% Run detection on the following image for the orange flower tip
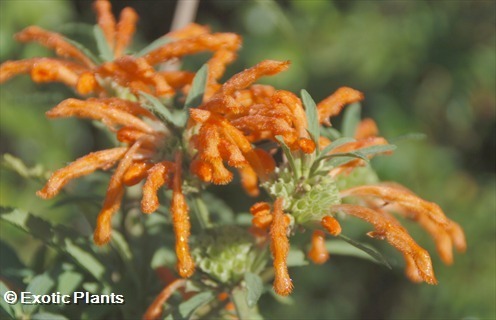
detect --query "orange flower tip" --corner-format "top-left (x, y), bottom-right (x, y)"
top-left (321, 216), bottom-right (342, 236)
top-left (298, 138), bottom-right (316, 154)
top-left (252, 215), bottom-right (273, 229)
top-left (273, 277), bottom-right (293, 296)
top-left (141, 203), bottom-right (157, 215)
top-left (189, 109), bottom-right (211, 123)
top-left (36, 189), bottom-right (53, 199)
top-left (177, 260), bottom-right (195, 278)
top-left (93, 228), bottom-right (112, 246)
top-left (308, 230), bottom-right (329, 264)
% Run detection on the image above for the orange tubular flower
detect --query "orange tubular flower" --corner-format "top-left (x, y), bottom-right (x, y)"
top-left (0, 0), bottom-right (241, 99)
top-left (308, 230), bottom-right (330, 265)
top-left (270, 198), bottom-right (293, 296)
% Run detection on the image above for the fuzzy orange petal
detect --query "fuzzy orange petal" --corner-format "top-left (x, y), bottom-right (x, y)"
top-left (332, 204), bottom-right (437, 284)
top-left (171, 153), bottom-right (195, 278)
top-left (317, 87), bottom-right (364, 126)
top-left (15, 26), bottom-right (94, 67)
top-left (220, 60), bottom-right (290, 96)
top-left (114, 7), bottom-right (139, 58)
top-left (122, 161), bottom-right (153, 186)
top-left (93, 0), bottom-right (116, 49)
top-left (142, 161), bottom-right (173, 214)
top-left (321, 216), bottom-right (342, 236)
top-left (270, 197), bottom-right (293, 296)
top-left (94, 142), bottom-right (143, 245)
top-left (37, 147), bottom-right (127, 199)
top-left (143, 33), bottom-right (241, 66)
top-left (47, 98), bottom-right (153, 133)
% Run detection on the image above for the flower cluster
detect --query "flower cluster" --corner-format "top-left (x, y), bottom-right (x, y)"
top-left (1, 0), bottom-right (465, 308)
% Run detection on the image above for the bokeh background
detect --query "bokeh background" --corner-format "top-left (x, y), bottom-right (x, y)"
top-left (1, 0), bottom-right (494, 319)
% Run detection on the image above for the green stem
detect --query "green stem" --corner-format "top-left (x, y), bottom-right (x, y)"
top-left (191, 195), bottom-right (211, 229)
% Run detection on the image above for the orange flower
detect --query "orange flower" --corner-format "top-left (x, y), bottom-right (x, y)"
top-left (0, 0), bottom-right (240, 99)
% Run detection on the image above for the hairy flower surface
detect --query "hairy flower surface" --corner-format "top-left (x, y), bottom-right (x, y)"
top-left (1, 0), bottom-right (466, 302)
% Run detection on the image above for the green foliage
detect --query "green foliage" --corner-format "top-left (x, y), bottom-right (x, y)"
top-left (184, 64), bottom-right (209, 109)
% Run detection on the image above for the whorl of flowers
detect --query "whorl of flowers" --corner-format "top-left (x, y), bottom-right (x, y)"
top-left (0, 0), bottom-right (466, 303)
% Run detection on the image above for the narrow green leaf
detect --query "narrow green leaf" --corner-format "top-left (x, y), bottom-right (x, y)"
top-left (167, 291), bottom-right (214, 320)
top-left (32, 313), bottom-right (69, 320)
top-left (139, 91), bottom-right (181, 126)
top-left (184, 64), bottom-right (209, 109)
top-left (321, 151), bottom-right (370, 163)
top-left (63, 37), bottom-right (100, 64)
top-left (56, 271), bottom-right (83, 296)
top-left (318, 137), bottom-right (356, 157)
top-left (93, 25), bottom-right (113, 62)
top-left (335, 234), bottom-right (391, 269)
top-left (0, 282), bottom-right (15, 319)
top-left (63, 239), bottom-right (106, 281)
top-left (327, 144), bottom-right (397, 168)
top-left (23, 273), bottom-right (55, 315)
top-left (286, 249), bottom-right (308, 267)
top-left (275, 135), bottom-right (297, 175)
top-left (300, 89), bottom-right (320, 149)
top-left (244, 272), bottom-right (264, 307)
top-left (342, 102), bottom-right (361, 137)
top-left (136, 36), bottom-right (173, 57)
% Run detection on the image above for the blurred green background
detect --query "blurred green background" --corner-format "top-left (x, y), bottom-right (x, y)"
top-left (1, 0), bottom-right (494, 319)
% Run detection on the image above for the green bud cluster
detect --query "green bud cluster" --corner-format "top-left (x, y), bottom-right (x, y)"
top-left (263, 167), bottom-right (341, 224)
top-left (192, 226), bottom-right (267, 285)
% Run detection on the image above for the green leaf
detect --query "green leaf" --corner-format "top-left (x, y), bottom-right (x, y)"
top-left (93, 25), bottom-right (113, 62)
top-left (63, 239), bottom-right (106, 281)
top-left (184, 64), bottom-right (208, 109)
top-left (300, 89), bottom-right (320, 149)
top-left (166, 291), bottom-right (214, 320)
top-left (1, 154), bottom-right (48, 180)
top-left (0, 282), bottom-right (16, 319)
top-left (136, 36), bottom-right (173, 57)
top-left (56, 271), bottom-right (83, 296)
top-left (275, 135), bottom-right (297, 175)
top-left (32, 313), bottom-right (69, 320)
top-left (230, 287), bottom-right (263, 320)
top-left (335, 234), bottom-right (391, 269)
top-left (244, 272), bottom-right (264, 307)
top-left (327, 144), bottom-right (397, 168)
top-left (318, 137), bottom-right (356, 157)
top-left (23, 273), bottom-right (55, 315)
top-left (286, 249), bottom-right (308, 267)
top-left (139, 91), bottom-right (186, 126)
top-left (0, 207), bottom-right (106, 282)
top-left (151, 247), bottom-right (176, 269)
top-left (321, 127), bottom-right (341, 140)
top-left (63, 36), bottom-right (100, 64)
top-left (342, 102), bottom-right (361, 137)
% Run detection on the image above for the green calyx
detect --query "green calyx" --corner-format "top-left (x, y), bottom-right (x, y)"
top-left (192, 226), bottom-right (267, 285)
top-left (262, 166), bottom-right (341, 224)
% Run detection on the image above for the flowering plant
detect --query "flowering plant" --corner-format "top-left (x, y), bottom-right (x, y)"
top-left (0, 1), bottom-right (466, 319)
